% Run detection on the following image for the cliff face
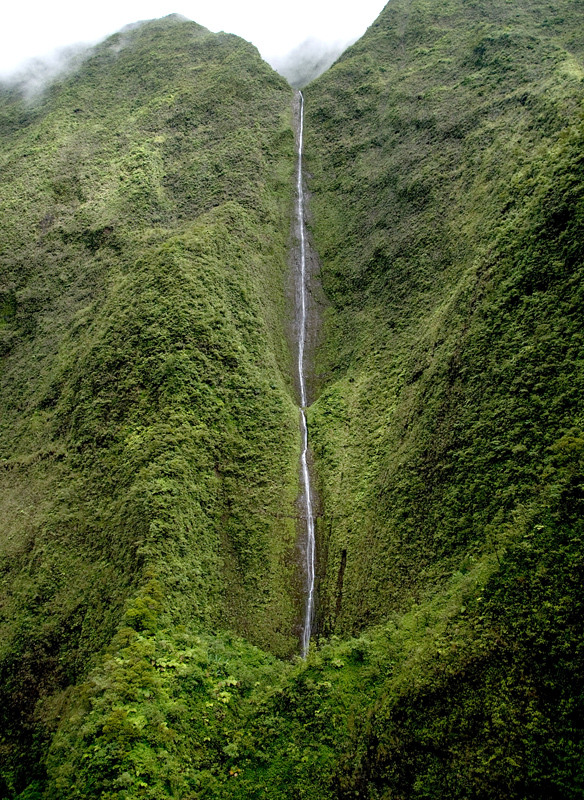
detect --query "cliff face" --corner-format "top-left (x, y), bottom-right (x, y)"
top-left (1, 2), bottom-right (584, 798)
top-left (296, 1), bottom-right (584, 794)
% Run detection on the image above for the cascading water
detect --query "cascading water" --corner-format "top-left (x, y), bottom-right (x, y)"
top-left (295, 91), bottom-right (316, 658)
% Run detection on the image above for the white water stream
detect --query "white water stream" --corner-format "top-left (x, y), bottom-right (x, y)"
top-left (296, 91), bottom-right (316, 658)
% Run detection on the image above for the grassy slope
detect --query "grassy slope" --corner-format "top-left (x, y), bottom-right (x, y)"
top-left (0, 16), bottom-right (300, 794)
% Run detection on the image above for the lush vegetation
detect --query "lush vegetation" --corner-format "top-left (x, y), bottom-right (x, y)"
top-left (1, 0), bottom-right (584, 797)
top-left (0, 16), bottom-right (301, 795)
top-left (300, 0), bottom-right (584, 794)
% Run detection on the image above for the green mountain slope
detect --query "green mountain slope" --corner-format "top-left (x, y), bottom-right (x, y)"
top-left (0, 15), bottom-right (300, 794)
top-left (1, 1), bottom-right (584, 798)
top-left (290, 0), bottom-right (584, 794)
top-left (305, 0), bottom-right (584, 631)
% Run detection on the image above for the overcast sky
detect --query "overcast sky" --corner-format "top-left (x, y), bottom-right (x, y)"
top-left (0, 0), bottom-right (388, 77)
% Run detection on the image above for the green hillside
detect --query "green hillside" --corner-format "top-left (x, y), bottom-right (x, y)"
top-left (0, 15), bottom-right (301, 795)
top-left (305, 0), bottom-right (584, 633)
top-left (300, 0), bottom-right (584, 794)
top-left (1, 1), bottom-right (584, 798)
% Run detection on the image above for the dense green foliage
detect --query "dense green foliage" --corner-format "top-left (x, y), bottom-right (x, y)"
top-left (0, 16), bottom-right (301, 795)
top-left (305, 0), bottom-right (584, 633)
top-left (299, 0), bottom-right (584, 794)
top-left (1, 0), bottom-right (584, 797)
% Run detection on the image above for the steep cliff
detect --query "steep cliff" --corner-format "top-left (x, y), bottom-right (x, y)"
top-left (305, 0), bottom-right (584, 635)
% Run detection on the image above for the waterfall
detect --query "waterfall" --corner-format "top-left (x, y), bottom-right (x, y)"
top-left (296, 91), bottom-right (316, 658)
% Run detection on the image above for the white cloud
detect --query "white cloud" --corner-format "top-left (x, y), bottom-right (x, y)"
top-left (0, 0), bottom-right (387, 77)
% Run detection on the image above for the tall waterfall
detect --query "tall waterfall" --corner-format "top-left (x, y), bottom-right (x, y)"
top-left (296, 91), bottom-right (316, 658)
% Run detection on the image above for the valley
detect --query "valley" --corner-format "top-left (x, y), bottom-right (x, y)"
top-left (0, 2), bottom-right (583, 797)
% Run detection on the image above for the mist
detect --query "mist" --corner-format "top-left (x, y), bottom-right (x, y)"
top-left (0, 29), bottom-right (354, 100)
top-left (0, 1), bottom-right (387, 79)
top-left (0, 44), bottom-right (92, 99)
top-left (0, 19), bottom-right (159, 99)
top-left (269, 37), bottom-right (353, 88)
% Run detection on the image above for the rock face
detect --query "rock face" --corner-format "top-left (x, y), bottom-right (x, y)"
top-left (1, 2), bottom-right (584, 797)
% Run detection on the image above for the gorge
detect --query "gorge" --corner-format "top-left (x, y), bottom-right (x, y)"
top-left (1, 1), bottom-right (584, 798)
